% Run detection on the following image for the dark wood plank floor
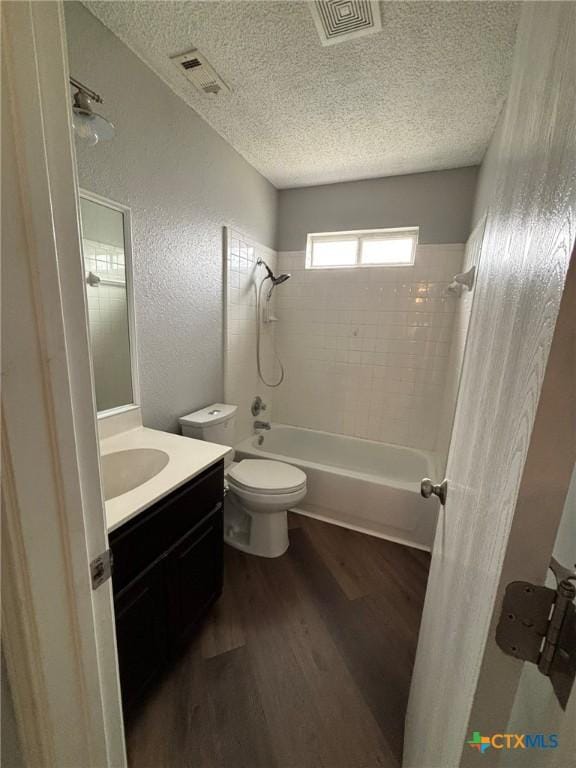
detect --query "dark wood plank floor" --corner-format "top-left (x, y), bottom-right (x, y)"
top-left (126, 513), bottom-right (430, 768)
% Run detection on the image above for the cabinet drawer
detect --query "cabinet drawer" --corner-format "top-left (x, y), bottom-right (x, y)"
top-left (110, 461), bottom-right (223, 593)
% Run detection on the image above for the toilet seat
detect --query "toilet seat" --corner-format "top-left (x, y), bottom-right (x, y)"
top-left (227, 459), bottom-right (306, 495)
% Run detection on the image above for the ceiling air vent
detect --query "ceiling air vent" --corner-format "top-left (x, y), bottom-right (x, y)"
top-left (170, 49), bottom-right (230, 95)
top-left (310, 0), bottom-right (382, 46)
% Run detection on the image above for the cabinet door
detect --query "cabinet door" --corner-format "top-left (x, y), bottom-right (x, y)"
top-left (166, 513), bottom-right (223, 653)
top-left (109, 462), bottom-right (224, 594)
top-left (114, 561), bottom-right (168, 710)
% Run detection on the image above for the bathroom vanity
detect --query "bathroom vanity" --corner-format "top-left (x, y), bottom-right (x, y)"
top-left (99, 417), bottom-right (231, 711)
top-left (109, 459), bottom-right (224, 711)
top-left (108, 458), bottom-right (224, 710)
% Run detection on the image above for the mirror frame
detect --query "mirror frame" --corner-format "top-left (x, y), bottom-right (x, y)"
top-left (79, 188), bottom-right (141, 419)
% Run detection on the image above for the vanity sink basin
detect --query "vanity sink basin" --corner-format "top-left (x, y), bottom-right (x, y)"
top-left (101, 448), bottom-right (170, 501)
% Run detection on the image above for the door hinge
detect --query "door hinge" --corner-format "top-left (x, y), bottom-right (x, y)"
top-left (496, 557), bottom-right (576, 710)
top-left (90, 549), bottom-right (113, 590)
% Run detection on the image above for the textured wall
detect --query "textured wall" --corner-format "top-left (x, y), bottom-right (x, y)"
top-left (224, 230), bottom-right (278, 443)
top-left (65, 2), bottom-right (277, 432)
top-left (277, 166), bottom-right (478, 251)
top-left (274, 245), bottom-right (464, 451)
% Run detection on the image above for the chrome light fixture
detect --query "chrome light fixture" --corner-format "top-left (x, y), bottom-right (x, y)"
top-left (70, 77), bottom-right (115, 146)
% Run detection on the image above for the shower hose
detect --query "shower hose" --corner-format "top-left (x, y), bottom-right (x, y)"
top-left (256, 276), bottom-right (285, 387)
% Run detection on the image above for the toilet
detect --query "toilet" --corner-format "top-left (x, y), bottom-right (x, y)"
top-left (179, 404), bottom-right (307, 558)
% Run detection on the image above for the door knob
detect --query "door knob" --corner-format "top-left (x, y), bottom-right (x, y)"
top-left (421, 478), bottom-right (448, 506)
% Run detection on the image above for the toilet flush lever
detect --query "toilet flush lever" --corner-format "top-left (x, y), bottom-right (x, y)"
top-left (421, 478), bottom-right (448, 506)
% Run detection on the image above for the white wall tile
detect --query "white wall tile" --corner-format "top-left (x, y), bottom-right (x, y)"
top-left (273, 245), bottom-right (465, 451)
top-left (224, 229), bottom-right (279, 442)
top-left (83, 237), bottom-right (131, 411)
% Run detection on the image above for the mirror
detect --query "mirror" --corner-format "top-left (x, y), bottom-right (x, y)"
top-left (79, 193), bottom-right (136, 413)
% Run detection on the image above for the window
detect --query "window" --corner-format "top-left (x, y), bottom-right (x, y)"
top-left (306, 227), bottom-right (418, 269)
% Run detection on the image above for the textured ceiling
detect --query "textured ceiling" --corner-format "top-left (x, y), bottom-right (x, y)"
top-left (82, 1), bottom-right (519, 188)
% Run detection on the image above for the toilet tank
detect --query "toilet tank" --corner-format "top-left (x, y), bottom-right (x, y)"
top-left (179, 403), bottom-right (237, 447)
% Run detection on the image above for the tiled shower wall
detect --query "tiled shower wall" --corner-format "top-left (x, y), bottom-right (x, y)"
top-left (84, 238), bottom-right (132, 411)
top-left (225, 229), bottom-right (279, 442)
top-left (274, 245), bottom-right (465, 452)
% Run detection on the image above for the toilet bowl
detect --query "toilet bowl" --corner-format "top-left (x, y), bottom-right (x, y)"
top-left (179, 404), bottom-right (307, 558)
top-left (224, 459), bottom-right (307, 557)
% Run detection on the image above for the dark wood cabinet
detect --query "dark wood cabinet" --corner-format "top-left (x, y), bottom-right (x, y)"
top-left (109, 460), bottom-right (224, 711)
top-left (114, 562), bottom-right (168, 708)
top-left (166, 514), bottom-right (223, 652)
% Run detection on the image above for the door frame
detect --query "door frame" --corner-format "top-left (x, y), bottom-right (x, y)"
top-left (2, 2), bottom-right (126, 765)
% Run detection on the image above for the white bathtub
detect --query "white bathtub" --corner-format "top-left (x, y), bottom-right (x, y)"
top-left (235, 424), bottom-right (440, 551)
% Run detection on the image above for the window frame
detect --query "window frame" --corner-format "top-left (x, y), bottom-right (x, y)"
top-left (305, 226), bottom-right (419, 270)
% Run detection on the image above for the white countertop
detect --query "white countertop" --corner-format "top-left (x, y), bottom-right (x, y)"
top-left (101, 426), bottom-right (231, 533)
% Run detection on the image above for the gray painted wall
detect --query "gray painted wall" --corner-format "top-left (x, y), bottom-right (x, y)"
top-left (472, 109), bottom-right (504, 227)
top-left (65, 2), bottom-right (277, 432)
top-left (277, 166), bottom-right (478, 251)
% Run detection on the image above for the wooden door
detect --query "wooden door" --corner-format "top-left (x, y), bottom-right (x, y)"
top-left (404, 4), bottom-right (576, 766)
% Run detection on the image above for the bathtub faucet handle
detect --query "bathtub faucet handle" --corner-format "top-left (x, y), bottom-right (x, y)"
top-left (254, 420), bottom-right (271, 431)
top-left (251, 395), bottom-right (267, 417)
top-left (421, 477), bottom-right (448, 506)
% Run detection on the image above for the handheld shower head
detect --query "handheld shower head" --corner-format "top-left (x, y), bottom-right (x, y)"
top-left (258, 258), bottom-right (275, 282)
top-left (257, 258), bottom-right (291, 298)
top-left (255, 257), bottom-right (290, 387)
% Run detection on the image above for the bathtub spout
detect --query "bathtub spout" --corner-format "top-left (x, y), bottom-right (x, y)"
top-left (254, 420), bottom-right (271, 431)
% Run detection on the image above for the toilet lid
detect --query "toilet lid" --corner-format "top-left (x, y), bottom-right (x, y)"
top-left (227, 459), bottom-right (306, 494)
